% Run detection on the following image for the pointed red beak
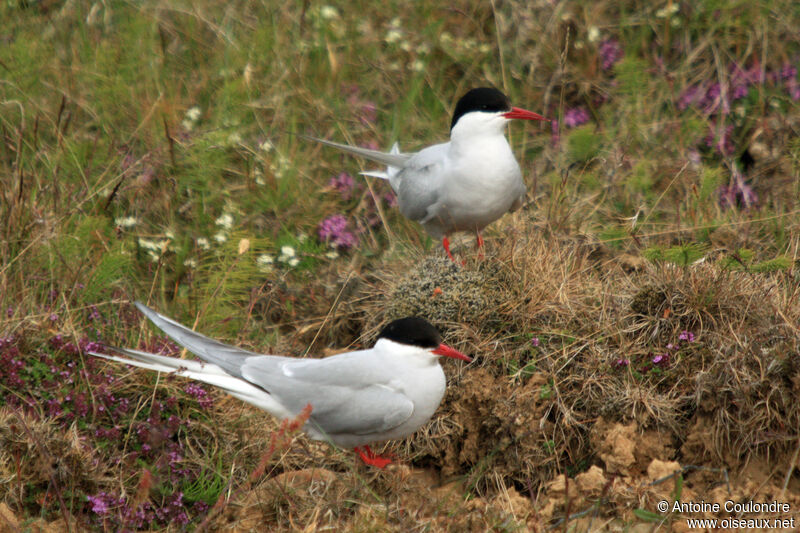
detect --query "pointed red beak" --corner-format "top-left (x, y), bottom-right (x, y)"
top-left (432, 343), bottom-right (472, 362)
top-left (502, 107), bottom-right (549, 122)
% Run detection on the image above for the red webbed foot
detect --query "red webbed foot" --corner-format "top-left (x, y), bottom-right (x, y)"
top-left (354, 445), bottom-right (394, 469)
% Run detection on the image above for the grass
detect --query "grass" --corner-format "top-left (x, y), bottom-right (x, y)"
top-left (1, 0), bottom-right (799, 530)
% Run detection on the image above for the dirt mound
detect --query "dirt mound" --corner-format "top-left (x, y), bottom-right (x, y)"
top-left (355, 234), bottom-right (800, 496)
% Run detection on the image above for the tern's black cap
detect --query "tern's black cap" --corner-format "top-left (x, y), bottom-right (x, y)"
top-left (378, 317), bottom-right (442, 349)
top-left (450, 87), bottom-right (512, 131)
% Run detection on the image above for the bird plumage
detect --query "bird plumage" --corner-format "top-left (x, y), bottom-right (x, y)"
top-left (303, 87), bottom-right (546, 259)
top-left (90, 303), bottom-right (468, 452)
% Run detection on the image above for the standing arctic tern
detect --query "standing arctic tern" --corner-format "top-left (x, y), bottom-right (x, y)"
top-left (304, 87), bottom-right (548, 261)
top-left (90, 302), bottom-right (470, 468)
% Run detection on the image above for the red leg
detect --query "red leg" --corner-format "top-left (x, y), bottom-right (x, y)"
top-left (475, 232), bottom-right (485, 259)
top-left (442, 236), bottom-right (457, 263)
top-left (354, 445), bottom-right (393, 469)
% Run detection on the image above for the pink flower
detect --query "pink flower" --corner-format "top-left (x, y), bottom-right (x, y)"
top-left (328, 172), bottom-right (355, 200)
top-left (563, 107), bottom-right (590, 128)
top-left (599, 39), bottom-right (623, 70)
top-left (318, 214), bottom-right (359, 250)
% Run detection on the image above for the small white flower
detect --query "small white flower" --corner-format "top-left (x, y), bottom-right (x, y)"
top-left (280, 245), bottom-right (295, 258)
top-left (147, 250), bottom-right (161, 263)
top-left (259, 140), bottom-right (274, 152)
top-left (165, 230), bottom-right (175, 240)
top-left (269, 152), bottom-right (290, 179)
top-left (656, 4), bottom-right (679, 18)
top-left (478, 43), bottom-right (491, 54)
top-left (213, 231), bottom-right (228, 243)
top-left (297, 233), bottom-right (308, 243)
top-left (588, 26), bottom-right (600, 43)
top-left (197, 237), bottom-right (210, 250)
top-left (320, 5), bottom-right (338, 19)
top-left (288, 257), bottom-right (300, 267)
top-left (256, 254), bottom-right (274, 273)
top-left (114, 216), bottom-right (139, 228)
top-left (182, 106), bottom-right (201, 131)
top-left (185, 106), bottom-right (201, 122)
top-left (183, 258), bottom-right (198, 268)
top-left (138, 238), bottom-right (158, 251)
top-left (411, 59), bottom-right (425, 72)
top-left (325, 250), bottom-right (339, 260)
top-left (215, 213), bottom-right (234, 229)
top-left (385, 29), bottom-right (403, 44)
top-left (227, 132), bottom-right (242, 145)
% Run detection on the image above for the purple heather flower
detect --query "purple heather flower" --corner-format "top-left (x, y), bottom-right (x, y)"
top-left (5, 307), bottom-right (12, 318)
top-left (88, 306), bottom-right (101, 321)
top-left (740, 62), bottom-right (765, 85)
top-left (677, 85), bottom-right (701, 111)
top-left (328, 172), bottom-right (355, 200)
top-left (678, 330), bottom-right (695, 342)
top-left (87, 494), bottom-right (111, 515)
top-left (49, 313), bottom-right (58, 322)
top-left (598, 38), bottom-right (623, 70)
top-left (779, 63), bottom-right (797, 81)
top-left (563, 107), bottom-right (590, 128)
top-left (613, 358), bottom-right (630, 367)
top-left (731, 83), bottom-right (749, 100)
top-left (317, 214), bottom-right (358, 250)
top-left (531, 337), bottom-right (540, 348)
top-left (787, 78), bottom-right (800, 101)
top-left (699, 82), bottom-right (730, 115)
top-left (184, 383), bottom-right (214, 409)
top-left (383, 192), bottom-right (398, 208)
top-left (652, 354), bottom-right (666, 364)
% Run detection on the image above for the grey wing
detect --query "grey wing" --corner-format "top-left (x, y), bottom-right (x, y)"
top-left (240, 356), bottom-right (414, 436)
top-left (134, 302), bottom-right (262, 378)
top-left (392, 143), bottom-right (448, 223)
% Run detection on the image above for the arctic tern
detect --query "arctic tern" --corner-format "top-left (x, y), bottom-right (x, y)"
top-left (303, 87), bottom-right (548, 261)
top-left (90, 302), bottom-right (471, 468)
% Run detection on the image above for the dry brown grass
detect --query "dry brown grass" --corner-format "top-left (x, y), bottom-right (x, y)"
top-left (343, 218), bottom-right (800, 496)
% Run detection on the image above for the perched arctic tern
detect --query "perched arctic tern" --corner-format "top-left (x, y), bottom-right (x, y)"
top-left (90, 302), bottom-right (471, 468)
top-left (303, 87), bottom-right (548, 261)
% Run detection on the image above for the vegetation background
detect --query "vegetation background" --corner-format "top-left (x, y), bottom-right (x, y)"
top-left (1, 0), bottom-right (799, 530)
